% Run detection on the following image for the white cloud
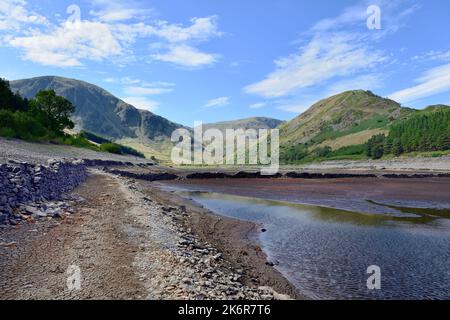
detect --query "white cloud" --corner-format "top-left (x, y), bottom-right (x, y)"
top-left (244, 1), bottom-right (419, 100)
top-left (9, 21), bottom-right (122, 67)
top-left (205, 96), bottom-right (230, 108)
top-left (388, 63), bottom-right (450, 104)
top-left (124, 83), bottom-right (174, 95)
top-left (311, 3), bottom-right (367, 32)
top-left (276, 98), bottom-right (318, 114)
top-left (0, 0), bottom-right (47, 31)
top-left (412, 50), bottom-right (450, 62)
top-left (150, 16), bottom-right (221, 43)
top-left (92, 8), bottom-right (143, 22)
top-left (249, 102), bottom-right (267, 109)
top-left (103, 76), bottom-right (142, 84)
top-left (1, 1), bottom-right (221, 68)
top-left (151, 44), bottom-right (218, 67)
top-left (122, 96), bottom-right (159, 112)
top-left (311, 1), bottom-right (420, 34)
top-left (90, 0), bottom-right (153, 22)
top-left (244, 33), bottom-right (386, 98)
top-left (326, 74), bottom-right (382, 96)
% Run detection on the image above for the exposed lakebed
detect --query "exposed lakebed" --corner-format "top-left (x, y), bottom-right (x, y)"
top-left (160, 178), bottom-right (450, 299)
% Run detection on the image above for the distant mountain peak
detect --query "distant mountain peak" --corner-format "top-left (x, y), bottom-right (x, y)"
top-left (203, 116), bottom-right (284, 132)
top-left (10, 76), bottom-right (183, 141)
top-left (280, 89), bottom-right (403, 146)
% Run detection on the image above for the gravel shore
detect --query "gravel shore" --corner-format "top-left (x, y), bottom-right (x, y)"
top-left (300, 155), bottom-right (450, 172)
top-left (0, 137), bottom-right (150, 165)
top-left (0, 170), bottom-right (296, 300)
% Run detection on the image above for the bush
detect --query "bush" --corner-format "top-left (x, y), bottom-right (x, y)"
top-left (100, 142), bottom-right (122, 154)
top-left (367, 134), bottom-right (386, 159)
top-left (29, 90), bottom-right (75, 132)
top-left (99, 142), bottom-right (145, 158)
top-left (54, 134), bottom-right (99, 150)
top-left (330, 144), bottom-right (366, 157)
top-left (0, 109), bottom-right (48, 140)
top-left (79, 130), bottom-right (110, 145)
top-left (313, 146), bottom-right (332, 158)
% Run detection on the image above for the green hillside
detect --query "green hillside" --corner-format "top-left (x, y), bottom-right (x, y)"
top-left (0, 78), bottom-right (144, 158)
top-left (279, 90), bottom-right (449, 164)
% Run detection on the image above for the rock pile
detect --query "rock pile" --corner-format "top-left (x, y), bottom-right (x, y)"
top-left (0, 159), bottom-right (87, 225)
top-left (124, 179), bottom-right (290, 300)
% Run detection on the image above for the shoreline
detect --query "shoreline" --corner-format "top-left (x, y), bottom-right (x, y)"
top-left (140, 180), bottom-right (303, 300)
top-left (0, 170), bottom-right (300, 300)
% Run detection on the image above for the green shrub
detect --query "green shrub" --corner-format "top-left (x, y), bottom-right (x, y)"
top-left (313, 146), bottom-right (332, 158)
top-left (367, 134), bottom-right (386, 159)
top-left (79, 130), bottom-right (110, 144)
top-left (100, 142), bottom-right (122, 154)
top-left (0, 127), bottom-right (15, 138)
top-left (0, 109), bottom-right (48, 140)
top-left (55, 134), bottom-right (99, 150)
top-left (99, 142), bottom-right (145, 158)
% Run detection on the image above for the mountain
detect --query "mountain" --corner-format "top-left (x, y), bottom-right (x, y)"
top-left (10, 76), bottom-right (184, 160)
top-left (279, 90), bottom-right (413, 150)
top-left (202, 117), bottom-right (283, 133)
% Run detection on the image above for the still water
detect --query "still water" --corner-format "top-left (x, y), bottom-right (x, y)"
top-left (169, 187), bottom-right (450, 299)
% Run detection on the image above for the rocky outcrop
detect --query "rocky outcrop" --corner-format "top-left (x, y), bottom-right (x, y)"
top-left (0, 159), bottom-right (87, 225)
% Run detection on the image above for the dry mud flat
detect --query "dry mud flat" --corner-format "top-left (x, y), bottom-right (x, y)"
top-left (0, 170), bottom-right (296, 300)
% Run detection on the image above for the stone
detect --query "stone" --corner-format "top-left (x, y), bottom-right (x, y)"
top-left (0, 213), bottom-right (7, 224)
top-left (213, 253), bottom-right (223, 260)
top-left (0, 159), bottom-right (87, 227)
top-left (21, 205), bottom-right (42, 216)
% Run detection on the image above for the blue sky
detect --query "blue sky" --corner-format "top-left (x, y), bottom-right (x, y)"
top-left (1, 0), bottom-right (449, 126)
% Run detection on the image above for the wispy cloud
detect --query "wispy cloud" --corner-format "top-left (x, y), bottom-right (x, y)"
top-left (244, 33), bottom-right (386, 98)
top-left (277, 99), bottom-right (317, 114)
top-left (103, 76), bottom-right (141, 84)
top-left (122, 96), bottom-right (159, 112)
top-left (204, 96), bottom-right (230, 108)
top-left (151, 44), bottom-right (218, 67)
top-left (124, 83), bottom-right (174, 95)
top-left (244, 0), bottom-right (418, 103)
top-left (388, 63), bottom-right (450, 104)
top-left (326, 74), bottom-right (382, 96)
top-left (276, 74), bottom-right (383, 114)
top-left (90, 0), bottom-right (153, 22)
top-left (412, 49), bottom-right (450, 63)
top-left (9, 21), bottom-right (122, 67)
top-left (1, 1), bottom-right (222, 68)
top-left (249, 102), bottom-right (267, 109)
top-left (0, 0), bottom-right (48, 32)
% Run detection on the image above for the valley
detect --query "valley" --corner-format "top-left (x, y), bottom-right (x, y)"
top-left (1, 75), bottom-right (450, 301)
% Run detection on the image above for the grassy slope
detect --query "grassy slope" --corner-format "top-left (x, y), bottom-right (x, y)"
top-left (316, 128), bottom-right (389, 150)
top-left (278, 90), bottom-right (415, 151)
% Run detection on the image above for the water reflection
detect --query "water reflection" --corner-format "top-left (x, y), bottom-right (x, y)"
top-left (177, 190), bottom-right (450, 299)
top-left (182, 191), bottom-right (450, 228)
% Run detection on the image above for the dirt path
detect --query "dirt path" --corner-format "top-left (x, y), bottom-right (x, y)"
top-left (0, 172), bottom-right (148, 299)
top-left (1, 171), bottom-right (295, 300)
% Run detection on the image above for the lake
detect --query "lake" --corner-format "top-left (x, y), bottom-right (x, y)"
top-left (161, 178), bottom-right (450, 299)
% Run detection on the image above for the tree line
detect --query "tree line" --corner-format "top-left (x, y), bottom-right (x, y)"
top-left (281, 107), bottom-right (450, 164)
top-left (0, 78), bottom-right (75, 139)
top-left (367, 108), bottom-right (450, 159)
top-left (0, 78), bottom-right (144, 158)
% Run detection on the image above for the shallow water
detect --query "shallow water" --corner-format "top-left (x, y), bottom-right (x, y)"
top-left (163, 184), bottom-right (450, 299)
